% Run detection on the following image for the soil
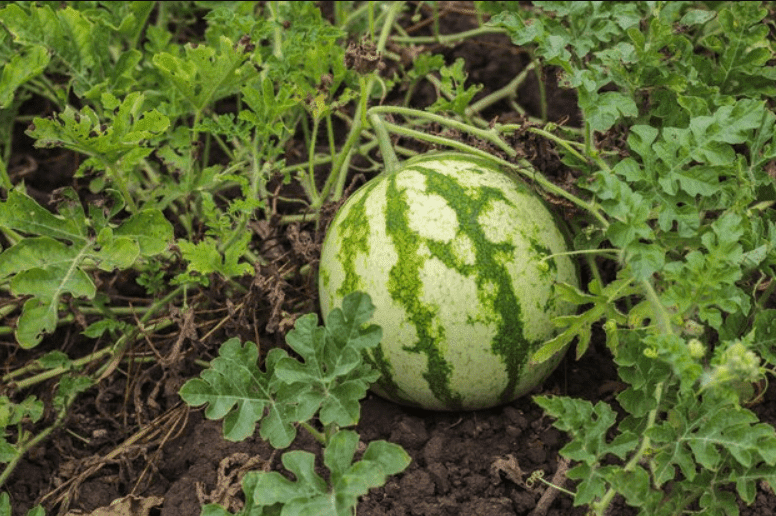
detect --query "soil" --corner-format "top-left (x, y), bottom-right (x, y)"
top-left (2, 3), bottom-right (776, 516)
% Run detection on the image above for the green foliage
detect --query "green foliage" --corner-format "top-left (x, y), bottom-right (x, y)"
top-left (203, 430), bottom-right (410, 516)
top-left (152, 34), bottom-right (257, 115)
top-left (476, 2), bottom-right (776, 514)
top-left (488, 2), bottom-right (776, 130)
top-left (0, 0), bottom-right (358, 349)
top-left (0, 2), bottom-right (407, 511)
top-left (0, 492), bottom-right (44, 516)
top-left (0, 371), bottom-right (89, 515)
top-left (180, 292), bottom-right (382, 447)
top-left (176, 233), bottom-right (254, 286)
top-left (0, 396), bottom-right (43, 463)
top-left (537, 333), bottom-right (776, 515)
top-left (26, 91), bottom-right (170, 176)
top-left (0, 4), bottom-right (118, 101)
top-left (488, 1), bottom-right (644, 132)
top-left (0, 189), bottom-right (172, 348)
top-left (0, 44), bottom-right (48, 109)
top-left (427, 58), bottom-right (483, 115)
top-left (532, 278), bottom-right (640, 362)
top-left (181, 292), bottom-right (409, 515)
top-left (2, 1), bottom-right (776, 513)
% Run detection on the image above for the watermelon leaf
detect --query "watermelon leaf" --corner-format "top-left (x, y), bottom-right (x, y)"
top-left (275, 292), bottom-right (381, 428)
top-left (236, 430), bottom-right (409, 516)
top-left (533, 278), bottom-right (639, 363)
top-left (179, 339), bottom-right (298, 448)
top-left (0, 189), bottom-right (172, 348)
top-left (180, 291), bottom-right (383, 444)
top-left (180, 292), bottom-right (408, 516)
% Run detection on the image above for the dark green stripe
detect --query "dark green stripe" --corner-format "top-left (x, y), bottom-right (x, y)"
top-left (383, 171), bottom-right (462, 410)
top-left (334, 180), bottom-right (380, 299)
top-left (383, 163), bottom-right (531, 408)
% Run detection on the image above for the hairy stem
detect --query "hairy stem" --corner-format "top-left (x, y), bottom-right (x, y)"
top-left (0, 392), bottom-right (74, 489)
top-left (373, 115), bottom-right (610, 228)
top-left (390, 25), bottom-right (505, 44)
top-left (466, 62), bottom-right (536, 118)
top-left (593, 380), bottom-right (665, 515)
top-left (323, 1), bottom-right (403, 203)
top-left (305, 115), bottom-right (322, 205)
top-left (7, 287), bottom-right (184, 390)
top-left (368, 113), bottom-right (400, 174)
top-left (369, 105), bottom-right (517, 157)
top-left (299, 420), bottom-right (326, 445)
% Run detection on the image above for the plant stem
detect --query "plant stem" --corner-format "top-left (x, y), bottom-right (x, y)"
top-left (641, 278), bottom-right (673, 336)
top-left (0, 155), bottom-right (11, 191)
top-left (542, 248), bottom-right (621, 261)
top-left (534, 59), bottom-right (548, 123)
top-left (374, 116), bottom-right (610, 228)
top-left (340, 2), bottom-right (372, 30)
top-left (507, 99), bottom-right (546, 126)
top-left (583, 120), bottom-right (593, 157)
top-left (105, 161), bottom-right (137, 213)
top-left (0, 392), bottom-right (74, 489)
top-left (390, 25), bottom-right (505, 44)
top-left (7, 287), bottom-right (184, 389)
top-left (277, 212), bottom-right (319, 225)
top-left (269, 2), bottom-right (284, 59)
top-left (755, 276), bottom-right (776, 311)
top-left (521, 126), bottom-right (589, 165)
top-left (325, 113), bottom-right (336, 161)
top-left (368, 1), bottom-right (375, 41)
top-left (591, 279), bottom-right (674, 513)
top-left (299, 420), bottom-right (326, 445)
top-left (306, 115), bottom-right (322, 205)
top-left (369, 105), bottom-right (516, 157)
top-left (323, 1), bottom-right (403, 204)
top-left (431, 2), bottom-right (439, 39)
top-left (368, 113), bottom-right (399, 174)
top-left (466, 62), bottom-right (536, 117)
top-left (592, 380), bottom-right (665, 515)
top-left (77, 305), bottom-right (151, 316)
top-left (7, 319), bottom-right (173, 390)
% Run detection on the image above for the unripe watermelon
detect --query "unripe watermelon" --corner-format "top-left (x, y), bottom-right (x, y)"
top-left (318, 153), bottom-right (578, 411)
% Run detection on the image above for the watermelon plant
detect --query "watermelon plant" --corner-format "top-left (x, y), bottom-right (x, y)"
top-left (1, 2), bottom-right (776, 516)
top-left (180, 291), bottom-right (411, 516)
top-left (319, 152), bottom-right (579, 410)
top-left (314, 2), bottom-right (776, 513)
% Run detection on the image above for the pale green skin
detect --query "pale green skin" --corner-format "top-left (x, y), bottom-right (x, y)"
top-left (319, 153), bottom-right (578, 411)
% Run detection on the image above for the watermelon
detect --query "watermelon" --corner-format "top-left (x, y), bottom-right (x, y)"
top-left (318, 153), bottom-right (578, 411)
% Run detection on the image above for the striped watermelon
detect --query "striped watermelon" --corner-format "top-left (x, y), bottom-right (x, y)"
top-left (318, 153), bottom-right (578, 411)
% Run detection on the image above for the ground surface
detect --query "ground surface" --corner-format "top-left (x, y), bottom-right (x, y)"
top-left (2, 3), bottom-right (776, 516)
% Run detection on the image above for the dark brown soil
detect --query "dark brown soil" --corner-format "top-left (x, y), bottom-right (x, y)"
top-left (2, 3), bottom-right (776, 516)
top-left (7, 341), bottom-right (776, 516)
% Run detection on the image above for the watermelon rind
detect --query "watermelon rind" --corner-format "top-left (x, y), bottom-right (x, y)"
top-left (318, 152), bottom-right (578, 411)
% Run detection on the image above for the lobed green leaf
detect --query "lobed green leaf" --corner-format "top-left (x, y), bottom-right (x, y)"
top-left (179, 340), bottom-right (296, 448)
top-left (180, 292), bottom-right (383, 446)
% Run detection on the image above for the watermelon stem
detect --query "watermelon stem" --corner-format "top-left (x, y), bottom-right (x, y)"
top-left (368, 112), bottom-right (400, 174)
top-left (370, 105), bottom-right (517, 157)
top-left (541, 248), bottom-right (621, 261)
top-left (299, 419), bottom-right (326, 445)
top-left (641, 278), bottom-right (673, 336)
top-left (322, 2), bottom-right (403, 204)
top-left (367, 105), bottom-right (610, 229)
top-left (465, 60), bottom-right (536, 119)
top-left (305, 114), bottom-right (323, 206)
top-left (592, 380), bottom-right (665, 516)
